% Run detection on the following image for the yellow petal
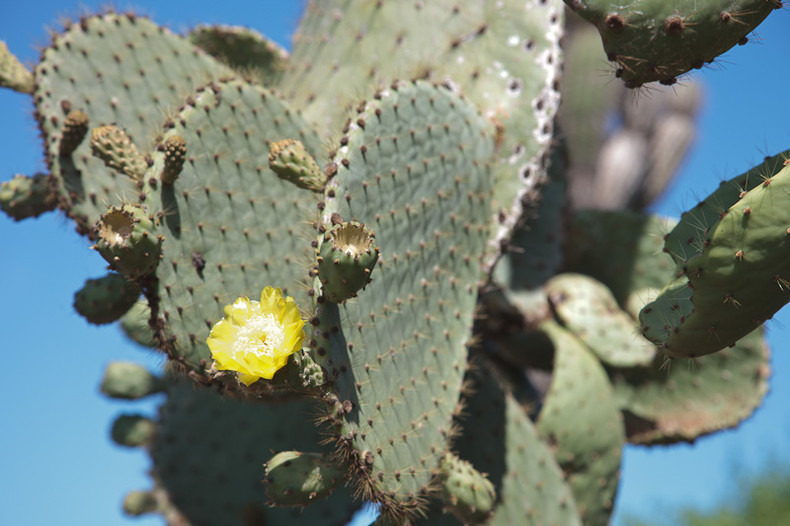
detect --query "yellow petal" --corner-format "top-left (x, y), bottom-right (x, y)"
top-left (224, 296), bottom-right (255, 326)
top-left (238, 372), bottom-right (261, 386)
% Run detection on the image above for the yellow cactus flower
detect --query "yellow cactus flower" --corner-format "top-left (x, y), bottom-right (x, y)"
top-left (207, 287), bottom-right (306, 385)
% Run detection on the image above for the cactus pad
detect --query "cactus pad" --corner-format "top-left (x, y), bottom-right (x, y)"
top-left (34, 13), bottom-right (232, 231)
top-left (536, 321), bottom-right (624, 525)
top-left (0, 173), bottom-right (57, 220)
top-left (314, 81), bottom-right (495, 519)
top-left (317, 221), bottom-right (380, 303)
top-left (265, 451), bottom-right (345, 507)
top-left (565, 0), bottom-right (781, 87)
top-left (143, 78), bottom-right (323, 373)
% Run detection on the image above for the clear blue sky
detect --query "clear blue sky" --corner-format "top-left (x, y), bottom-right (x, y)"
top-left (1, 3), bottom-right (788, 525)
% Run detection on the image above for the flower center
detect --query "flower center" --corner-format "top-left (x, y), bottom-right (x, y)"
top-left (233, 313), bottom-right (285, 358)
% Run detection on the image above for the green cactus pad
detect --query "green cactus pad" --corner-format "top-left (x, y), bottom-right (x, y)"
top-left (269, 138), bottom-right (326, 192)
top-left (317, 221), bottom-right (380, 303)
top-left (281, 0), bottom-right (563, 260)
top-left (609, 327), bottom-right (770, 445)
top-left (451, 363), bottom-right (582, 526)
top-left (143, 78), bottom-right (323, 372)
top-left (545, 273), bottom-right (656, 367)
top-left (437, 452), bottom-right (496, 524)
top-left (159, 135), bottom-right (186, 185)
top-left (59, 110), bottom-right (90, 157)
top-left (565, 210), bottom-right (678, 305)
top-left (100, 361), bottom-right (163, 399)
top-left (662, 153), bottom-right (788, 266)
top-left (73, 272), bottom-right (141, 325)
top-left (89, 124), bottom-right (148, 179)
top-left (0, 40), bottom-right (34, 93)
top-left (565, 0), bottom-right (781, 87)
top-left (110, 414), bottom-right (155, 447)
top-left (537, 322), bottom-right (624, 526)
top-left (0, 173), bottom-right (57, 221)
top-left (34, 13), bottom-right (232, 232)
top-left (314, 81), bottom-right (495, 519)
top-left (188, 24), bottom-right (289, 86)
top-left (641, 153), bottom-right (790, 357)
top-left (265, 451), bottom-right (344, 507)
top-left (144, 380), bottom-right (356, 525)
top-left (93, 204), bottom-right (163, 278)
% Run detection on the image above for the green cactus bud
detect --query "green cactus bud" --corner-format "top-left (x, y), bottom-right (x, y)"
top-left (317, 221), bottom-right (380, 303)
top-left (73, 273), bottom-right (140, 325)
top-left (0, 173), bottom-right (56, 221)
top-left (93, 204), bottom-right (162, 278)
top-left (264, 451), bottom-right (344, 507)
top-left (159, 135), bottom-right (187, 184)
top-left (120, 300), bottom-right (156, 348)
top-left (100, 362), bottom-right (163, 400)
top-left (0, 40), bottom-right (34, 93)
top-left (110, 414), bottom-right (155, 447)
top-left (90, 125), bottom-right (148, 179)
top-left (122, 490), bottom-right (158, 516)
top-left (438, 452), bottom-right (496, 524)
top-left (268, 138), bottom-right (326, 192)
top-left (58, 110), bottom-right (89, 157)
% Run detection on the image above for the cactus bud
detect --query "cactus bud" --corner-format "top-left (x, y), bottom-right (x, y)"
top-left (110, 414), bottom-right (155, 447)
top-left (264, 451), bottom-right (343, 507)
top-left (59, 110), bottom-right (89, 156)
top-left (160, 134), bottom-right (187, 184)
top-left (93, 204), bottom-right (162, 278)
top-left (438, 452), bottom-right (496, 524)
top-left (73, 272), bottom-right (140, 325)
top-left (268, 139), bottom-right (326, 192)
top-left (90, 125), bottom-right (147, 178)
top-left (316, 221), bottom-right (379, 303)
top-left (0, 173), bottom-right (56, 221)
top-left (122, 491), bottom-right (158, 516)
top-left (100, 362), bottom-right (163, 400)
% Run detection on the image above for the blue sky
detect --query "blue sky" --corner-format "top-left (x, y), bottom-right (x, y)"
top-left (0, 3), bottom-right (788, 525)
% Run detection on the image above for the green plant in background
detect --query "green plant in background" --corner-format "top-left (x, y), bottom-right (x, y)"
top-left (0, 1), bottom-right (785, 524)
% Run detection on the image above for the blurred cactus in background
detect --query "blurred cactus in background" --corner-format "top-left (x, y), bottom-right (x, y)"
top-left (1, 1), bottom-right (785, 524)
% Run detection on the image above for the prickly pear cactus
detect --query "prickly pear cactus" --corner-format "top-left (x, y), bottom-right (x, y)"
top-left (1, 2), bottom-right (785, 526)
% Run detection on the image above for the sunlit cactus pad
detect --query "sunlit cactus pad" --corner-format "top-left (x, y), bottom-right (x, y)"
top-left (314, 80), bottom-right (495, 519)
top-left (34, 13), bottom-right (232, 231)
top-left (144, 78), bottom-right (324, 371)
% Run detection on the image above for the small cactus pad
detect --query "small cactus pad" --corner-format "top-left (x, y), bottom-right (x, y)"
top-left (565, 210), bottom-right (677, 305)
top-left (142, 380), bottom-right (356, 525)
top-left (265, 451), bottom-right (345, 507)
top-left (59, 110), bottom-right (90, 157)
top-left (537, 322), bottom-right (624, 526)
top-left (159, 135), bottom-right (186, 184)
top-left (317, 221), bottom-right (379, 303)
top-left (0, 40), bottom-right (34, 93)
top-left (437, 452), bottom-right (496, 524)
top-left (451, 364), bottom-right (582, 525)
top-left (89, 125), bottom-right (148, 179)
top-left (609, 327), bottom-right (770, 445)
top-left (545, 273), bottom-right (655, 367)
top-left (93, 204), bottom-right (162, 278)
top-left (314, 81), bottom-right (495, 519)
top-left (100, 361), bottom-right (163, 399)
top-left (565, 0), bottom-right (781, 87)
top-left (269, 138), bottom-right (326, 192)
top-left (281, 1), bottom-right (563, 257)
top-left (641, 152), bottom-right (790, 357)
top-left (73, 272), bottom-right (141, 325)
top-left (188, 24), bottom-right (289, 86)
top-left (34, 13), bottom-right (232, 232)
top-left (144, 79), bottom-right (323, 371)
top-left (0, 173), bottom-right (57, 220)
top-left (110, 414), bottom-right (155, 447)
